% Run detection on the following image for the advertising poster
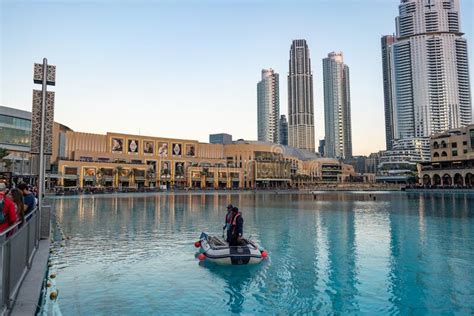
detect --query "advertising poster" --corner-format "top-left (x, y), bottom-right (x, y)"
top-left (128, 139), bottom-right (139, 154)
top-left (186, 144), bottom-right (196, 157)
top-left (160, 161), bottom-right (171, 178)
top-left (158, 142), bottom-right (168, 157)
top-left (143, 141), bottom-right (154, 154)
top-left (83, 167), bottom-right (96, 177)
top-left (111, 138), bottom-right (123, 153)
top-left (175, 162), bottom-right (185, 179)
top-left (172, 143), bottom-right (182, 157)
top-left (146, 160), bottom-right (157, 173)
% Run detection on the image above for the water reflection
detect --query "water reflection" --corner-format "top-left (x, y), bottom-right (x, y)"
top-left (48, 192), bottom-right (474, 314)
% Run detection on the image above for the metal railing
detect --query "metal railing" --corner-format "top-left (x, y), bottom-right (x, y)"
top-left (0, 207), bottom-right (41, 314)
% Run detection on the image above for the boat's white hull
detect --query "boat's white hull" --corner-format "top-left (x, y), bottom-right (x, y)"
top-left (199, 233), bottom-right (264, 265)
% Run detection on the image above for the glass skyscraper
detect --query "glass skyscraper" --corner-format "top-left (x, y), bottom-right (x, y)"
top-left (288, 39), bottom-right (315, 152)
top-left (323, 52), bottom-right (352, 159)
top-left (257, 68), bottom-right (280, 143)
top-left (382, 0), bottom-right (472, 144)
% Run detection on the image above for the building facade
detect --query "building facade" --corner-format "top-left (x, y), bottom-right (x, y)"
top-left (323, 52), bottom-right (353, 159)
top-left (383, 0), bottom-right (472, 144)
top-left (288, 39), bottom-right (315, 152)
top-left (381, 35), bottom-right (396, 150)
top-left (279, 115), bottom-right (288, 146)
top-left (420, 124), bottom-right (474, 186)
top-left (209, 133), bottom-right (232, 144)
top-left (257, 68), bottom-right (280, 143)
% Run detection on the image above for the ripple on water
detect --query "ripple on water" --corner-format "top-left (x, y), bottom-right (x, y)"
top-left (45, 192), bottom-right (474, 314)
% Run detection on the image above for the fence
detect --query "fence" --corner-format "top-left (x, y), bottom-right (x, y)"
top-left (0, 208), bottom-right (41, 314)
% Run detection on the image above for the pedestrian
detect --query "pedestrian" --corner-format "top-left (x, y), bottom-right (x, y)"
top-left (0, 183), bottom-right (18, 233)
top-left (17, 183), bottom-right (36, 215)
top-left (9, 188), bottom-right (25, 223)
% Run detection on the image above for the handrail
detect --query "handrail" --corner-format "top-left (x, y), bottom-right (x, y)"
top-left (0, 207), bottom-right (38, 239)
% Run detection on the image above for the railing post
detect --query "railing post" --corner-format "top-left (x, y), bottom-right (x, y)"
top-left (2, 240), bottom-right (11, 309)
top-left (26, 221), bottom-right (31, 269)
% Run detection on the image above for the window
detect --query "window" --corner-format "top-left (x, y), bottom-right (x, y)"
top-left (470, 130), bottom-right (474, 149)
top-left (463, 141), bottom-right (468, 146)
top-left (464, 149), bottom-right (468, 154)
top-left (433, 141), bottom-right (439, 149)
top-left (452, 150), bottom-right (458, 157)
top-left (441, 141), bottom-right (447, 148)
top-left (441, 151), bottom-right (447, 157)
top-left (433, 152), bottom-right (440, 158)
top-left (451, 142), bottom-right (457, 148)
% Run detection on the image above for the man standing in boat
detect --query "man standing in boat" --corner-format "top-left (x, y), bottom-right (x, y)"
top-left (229, 206), bottom-right (244, 246)
top-left (223, 204), bottom-right (233, 242)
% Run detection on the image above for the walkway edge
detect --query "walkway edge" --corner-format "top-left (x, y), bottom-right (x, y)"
top-left (10, 239), bottom-right (50, 316)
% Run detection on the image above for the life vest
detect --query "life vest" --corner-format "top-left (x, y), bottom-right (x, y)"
top-left (231, 212), bottom-right (241, 235)
top-left (231, 212), bottom-right (241, 226)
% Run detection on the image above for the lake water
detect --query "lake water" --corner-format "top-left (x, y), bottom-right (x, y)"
top-left (41, 192), bottom-right (474, 315)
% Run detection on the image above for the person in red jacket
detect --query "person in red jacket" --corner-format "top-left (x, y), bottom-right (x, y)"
top-left (0, 183), bottom-right (17, 233)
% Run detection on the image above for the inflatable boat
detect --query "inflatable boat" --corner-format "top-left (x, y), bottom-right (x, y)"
top-left (195, 232), bottom-right (268, 265)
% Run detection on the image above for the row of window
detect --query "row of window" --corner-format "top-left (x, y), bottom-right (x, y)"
top-left (0, 115), bottom-right (31, 129)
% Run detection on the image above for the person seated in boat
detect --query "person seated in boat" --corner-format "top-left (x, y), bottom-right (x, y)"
top-left (228, 206), bottom-right (244, 246)
top-left (223, 204), bottom-right (233, 241)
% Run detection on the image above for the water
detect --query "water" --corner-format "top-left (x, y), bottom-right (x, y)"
top-left (42, 192), bottom-right (474, 315)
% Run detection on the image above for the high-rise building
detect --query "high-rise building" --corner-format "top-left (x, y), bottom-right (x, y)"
top-left (318, 139), bottom-right (326, 157)
top-left (383, 0), bottom-right (472, 144)
top-left (257, 68), bottom-right (280, 143)
top-left (288, 39), bottom-right (315, 152)
top-left (279, 115), bottom-right (288, 146)
top-left (209, 133), bottom-right (232, 144)
top-left (381, 35), bottom-right (396, 150)
top-left (323, 52), bottom-right (353, 159)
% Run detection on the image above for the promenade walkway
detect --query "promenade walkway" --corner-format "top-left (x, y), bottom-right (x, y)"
top-left (1, 206), bottom-right (50, 316)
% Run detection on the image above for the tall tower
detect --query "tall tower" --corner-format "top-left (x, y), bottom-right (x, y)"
top-left (257, 68), bottom-right (280, 143)
top-left (385, 0), bottom-right (472, 142)
top-left (381, 35), bottom-right (396, 150)
top-left (323, 52), bottom-right (353, 159)
top-left (279, 115), bottom-right (288, 146)
top-left (288, 39), bottom-right (315, 152)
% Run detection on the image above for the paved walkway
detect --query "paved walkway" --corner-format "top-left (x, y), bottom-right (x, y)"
top-left (10, 239), bottom-right (50, 316)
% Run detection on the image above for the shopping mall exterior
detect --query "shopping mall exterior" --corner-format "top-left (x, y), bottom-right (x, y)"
top-left (1, 105), bottom-right (355, 189)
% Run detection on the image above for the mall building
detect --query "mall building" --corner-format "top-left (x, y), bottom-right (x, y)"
top-left (1, 105), bottom-right (355, 189)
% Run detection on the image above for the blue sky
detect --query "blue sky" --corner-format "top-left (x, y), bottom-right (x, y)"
top-left (1, 0), bottom-right (473, 155)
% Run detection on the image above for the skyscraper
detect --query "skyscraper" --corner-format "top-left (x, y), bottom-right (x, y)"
top-left (257, 68), bottom-right (280, 143)
top-left (383, 0), bottom-right (472, 144)
top-left (381, 35), bottom-right (396, 150)
top-left (279, 115), bottom-right (288, 146)
top-left (323, 52), bottom-right (353, 159)
top-left (288, 39), bottom-right (315, 152)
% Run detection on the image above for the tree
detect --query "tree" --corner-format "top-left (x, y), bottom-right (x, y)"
top-left (0, 148), bottom-right (10, 171)
top-left (113, 166), bottom-right (124, 187)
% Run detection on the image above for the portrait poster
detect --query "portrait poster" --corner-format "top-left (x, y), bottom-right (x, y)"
top-left (172, 143), bottom-right (182, 157)
top-left (158, 142), bottom-right (168, 158)
top-left (175, 162), bottom-right (185, 179)
top-left (111, 138), bottom-right (123, 153)
top-left (83, 167), bottom-right (96, 177)
top-left (160, 161), bottom-right (171, 178)
top-left (146, 160), bottom-right (157, 173)
top-left (128, 139), bottom-right (139, 154)
top-left (185, 144), bottom-right (196, 157)
top-left (143, 141), bottom-right (154, 154)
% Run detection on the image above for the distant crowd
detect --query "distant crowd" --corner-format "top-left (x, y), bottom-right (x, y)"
top-left (0, 182), bottom-right (38, 235)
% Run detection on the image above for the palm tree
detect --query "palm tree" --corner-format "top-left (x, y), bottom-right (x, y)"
top-left (113, 166), bottom-right (124, 187)
top-left (0, 147), bottom-right (10, 171)
top-left (129, 168), bottom-right (137, 187)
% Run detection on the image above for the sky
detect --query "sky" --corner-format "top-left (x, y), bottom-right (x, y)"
top-left (1, 0), bottom-right (473, 156)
